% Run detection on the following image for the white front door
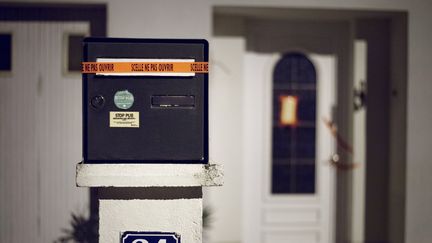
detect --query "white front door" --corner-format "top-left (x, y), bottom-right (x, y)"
top-left (242, 20), bottom-right (352, 243)
top-left (243, 51), bottom-right (336, 243)
top-left (0, 22), bottom-right (89, 242)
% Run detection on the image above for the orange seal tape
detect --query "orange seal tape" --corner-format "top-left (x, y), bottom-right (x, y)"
top-left (81, 62), bottom-right (209, 74)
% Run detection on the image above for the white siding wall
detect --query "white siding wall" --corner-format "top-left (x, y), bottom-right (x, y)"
top-left (0, 22), bottom-right (89, 242)
top-left (206, 37), bottom-right (245, 243)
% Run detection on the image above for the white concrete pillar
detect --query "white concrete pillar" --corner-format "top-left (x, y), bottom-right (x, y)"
top-left (76, 163), bottom-right (223, 243)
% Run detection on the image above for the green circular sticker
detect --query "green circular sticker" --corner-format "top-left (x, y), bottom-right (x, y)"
top-left (114, 90), bottom-right (134, 109)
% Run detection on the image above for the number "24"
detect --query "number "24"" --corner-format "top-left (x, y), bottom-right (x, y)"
top-left (132, 240), bottom-right (167, 243)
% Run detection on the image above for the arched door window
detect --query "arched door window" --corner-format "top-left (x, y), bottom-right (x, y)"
top-left (272, 52), bottom-right (317, 194)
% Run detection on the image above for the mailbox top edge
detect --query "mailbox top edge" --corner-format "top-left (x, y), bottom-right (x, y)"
top-left (83, 37), bottom-right (209, 47)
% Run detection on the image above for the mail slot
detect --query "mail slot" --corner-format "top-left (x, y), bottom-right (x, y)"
top-left (151, 95), bottom-right (195, 107)
top-left (82, 38), bottom-right (208, 163)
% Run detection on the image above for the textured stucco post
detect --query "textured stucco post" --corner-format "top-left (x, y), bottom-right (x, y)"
top-left (76, 163), bottom-right (223, 243)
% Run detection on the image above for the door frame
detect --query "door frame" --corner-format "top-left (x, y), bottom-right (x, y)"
top-left (214, 7), bottom-right (408, 243)
top-left (0, 1), bottom-right (107, 220)
top-left (242, 19), bottom-right (354, 243)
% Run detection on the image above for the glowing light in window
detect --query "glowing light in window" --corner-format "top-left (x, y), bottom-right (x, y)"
top-left (279, 95), bottom-right (298, 126)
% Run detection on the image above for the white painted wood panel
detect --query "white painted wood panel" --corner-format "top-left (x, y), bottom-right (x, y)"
top-left (263, 207), bottom-right (320, 225)
top-left (263, 230), bottom-right (319, 243)
top-left (0, 22), bottom-right (39, 243)
top-left (0, 22), bottom-right (89, 242)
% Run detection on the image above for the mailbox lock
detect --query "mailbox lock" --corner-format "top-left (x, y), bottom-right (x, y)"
top-left (91, 95), bottom-right (105, 110)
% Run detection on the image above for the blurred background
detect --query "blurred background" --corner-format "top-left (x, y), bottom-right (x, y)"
top-left (0, 0), bottom-right (431, 243)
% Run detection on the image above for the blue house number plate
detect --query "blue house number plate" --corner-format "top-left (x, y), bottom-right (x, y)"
top-left (121, 231), bottom-right (181, 243)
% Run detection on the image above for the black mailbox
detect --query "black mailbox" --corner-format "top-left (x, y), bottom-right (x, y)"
top-left (82, 38), bottom-right (208, 163)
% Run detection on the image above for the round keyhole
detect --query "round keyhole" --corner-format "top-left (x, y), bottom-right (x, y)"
top-left (90, 95), bottom-right (105, 110)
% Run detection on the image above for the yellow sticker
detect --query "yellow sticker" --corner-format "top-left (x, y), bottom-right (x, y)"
top-left (109, 111), bottom-right (139, 128)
